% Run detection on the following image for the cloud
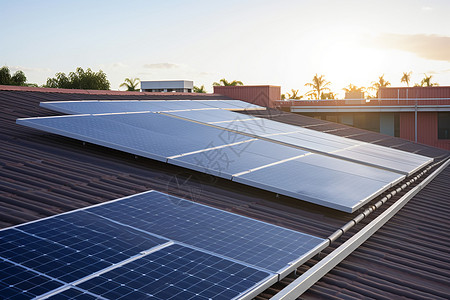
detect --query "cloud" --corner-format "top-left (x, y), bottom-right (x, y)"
top-left (422, 6), bottom-right (433, 11)
top-left (9, 66), bottom-right (51, 73)
top-left (143, 63), bottom-right (179, 69)
top-left (112, 62), bottom-right (127, 68)
top-left (375, 33), bottom-right (450, 62)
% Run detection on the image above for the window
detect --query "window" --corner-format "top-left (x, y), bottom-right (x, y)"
top-left (438, 112), bottom-right (450, 139)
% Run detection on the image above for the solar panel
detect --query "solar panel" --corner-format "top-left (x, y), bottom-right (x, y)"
top-left (86, 191), bottom-right (323, 272)
top-left (16, 113), bottom-right (255, 163)
top-left (0, 191), bottom-right (322, 299)
top-left (234, 155), bottom-right (403, 212)
top-left (40, 100), bottom-right (263, 115)
top-left (164, 109), bottom-right (433, 175)
top-left (76, 244), bottom-right (273, 300)
top-left (0, 258), bottom-right (63, 299)
top-left (0, 212), bottom-right (166, 283)
top-left (169, 139), bottom-right (309, 180)
top-left (17, 111), bottom-right (411, 212)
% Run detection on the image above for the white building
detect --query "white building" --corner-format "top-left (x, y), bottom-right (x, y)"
top-left (140, 80), bottom-right (193, 93)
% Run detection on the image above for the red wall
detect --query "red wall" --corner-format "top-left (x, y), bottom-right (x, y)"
top-left (379, 86), bottom-right (450, 99)
top-left (213, 86), bottom-right (281, 108)
top-left (400, 112), bottom-right (450, 150)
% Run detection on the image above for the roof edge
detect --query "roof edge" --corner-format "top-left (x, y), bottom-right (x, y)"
top-left (0, 85), bottom-right (216, 96)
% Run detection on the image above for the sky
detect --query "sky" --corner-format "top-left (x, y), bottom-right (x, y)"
top-left (1, 0), bottom-right (450, 97)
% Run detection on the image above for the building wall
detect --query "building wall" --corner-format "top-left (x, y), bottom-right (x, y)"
top-left (213, 86), bottom-right (281, 108)
top-left (379, 86), bottom-right (450, 99)
top-left (400, 112), bottom-right (450, 150)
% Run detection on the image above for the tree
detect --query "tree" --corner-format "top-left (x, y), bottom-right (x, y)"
top-left (0, 66), bottom-right (27, 86)
top-left (370, 74), bottom-right (390, 97)
top-left (193, 85), bottom-right (207, 93)
top-left (213, 78), bottom-right (243, 86)
top-left (321, 92), bottom-right (336, 100)
top-left (304, 74), bottom-right (331, 100)
top-left (420, 74), bottom-right (438, 87)
top-left (44, 67), bottom-right (110, 90)
top-left (401, 71), bottom-right (412, 87)
top-left (343, 84), bottom-right (365, 93)
top-left (371, 74), bottom-right (391, 90)
top-left (285, 89), bottom-right (303, 99)
top-left (120, 78), bottom-right (140, 91)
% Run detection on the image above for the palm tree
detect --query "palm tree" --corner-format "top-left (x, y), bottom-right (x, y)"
top-left (370, 74), bottom-right (390, 97)
top-left (193, 85), bottom-right (207, 93)
top-left (120, 78), bottom-right (140, 91)
top-left (420, 74), bottom-right (438, 87)
top-left (343, 84), bottom-right (365, 93)
top-left (212, 78), bottom-right (243, 86)
top-left (285, 89), bottom-right (303, 99)
top-left (401, 71), bottom-right (412, 87)
top-left (304, 74), bottom-right (331, 100)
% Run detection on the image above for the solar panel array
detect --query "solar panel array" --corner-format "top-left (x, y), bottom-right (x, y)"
top-left (0, 191), bottom-right (324, 299)
top-left (17, 100), bottom-right (433, 212)
top-left (40, 99), bottom-right (263, 115)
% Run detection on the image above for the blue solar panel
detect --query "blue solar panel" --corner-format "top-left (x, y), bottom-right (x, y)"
top-left (0, 211), bottom-right (166, 283)
top-left (46, 287), bottom-right (98, 300)
top-left (0, 190), bottom-right (323, 299)
top-left (0, 258), bottom-right (63, 299)
top-left (86, 191), bottom-right (324, 272)
top-left (77, 244), bottom-right (273, 300)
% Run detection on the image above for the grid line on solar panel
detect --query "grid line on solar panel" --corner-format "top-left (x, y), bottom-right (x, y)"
top-left (85, 190), bottom-right (325, 273)
top-left (0, 210), bottom-right (167, 284)
top-left (45, 287), bottom-right (102, 300)
top-left (0, 257), bottom-right (64, 299)
top-left (76, 243), bottom-right (274, 300)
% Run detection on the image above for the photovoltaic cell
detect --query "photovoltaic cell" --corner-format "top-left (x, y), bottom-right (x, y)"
top-left (86, 191), bottom-right (324, 272)
top-left (0, 258), bottom-right (63, 299)
top-left (0, 211), bottom-right (166, 283)
top-left (77, 244), bottom-right (273, 300)
top-left (46, 287), bottom-right (98, 300)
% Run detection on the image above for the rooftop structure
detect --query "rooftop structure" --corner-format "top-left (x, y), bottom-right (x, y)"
top-left (140, 80), bottom-right (194, 93)
top-left (275, 86), bottom-right (450, 150)
top-left (0, 85), bottom-right (449, 299)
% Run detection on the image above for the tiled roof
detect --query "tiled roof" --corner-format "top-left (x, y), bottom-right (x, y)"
top-left (1, 87), bottom-right (449, 299)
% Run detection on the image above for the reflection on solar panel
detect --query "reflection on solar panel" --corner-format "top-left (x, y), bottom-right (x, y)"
top-left (165, 109), bottom-right (432, 175)
top-left (40, 99), bottom-right (263, 114)
top-left (0, 191), bottom-right (322, 299)
top-left (17, 108), bottom-right (418, 212)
